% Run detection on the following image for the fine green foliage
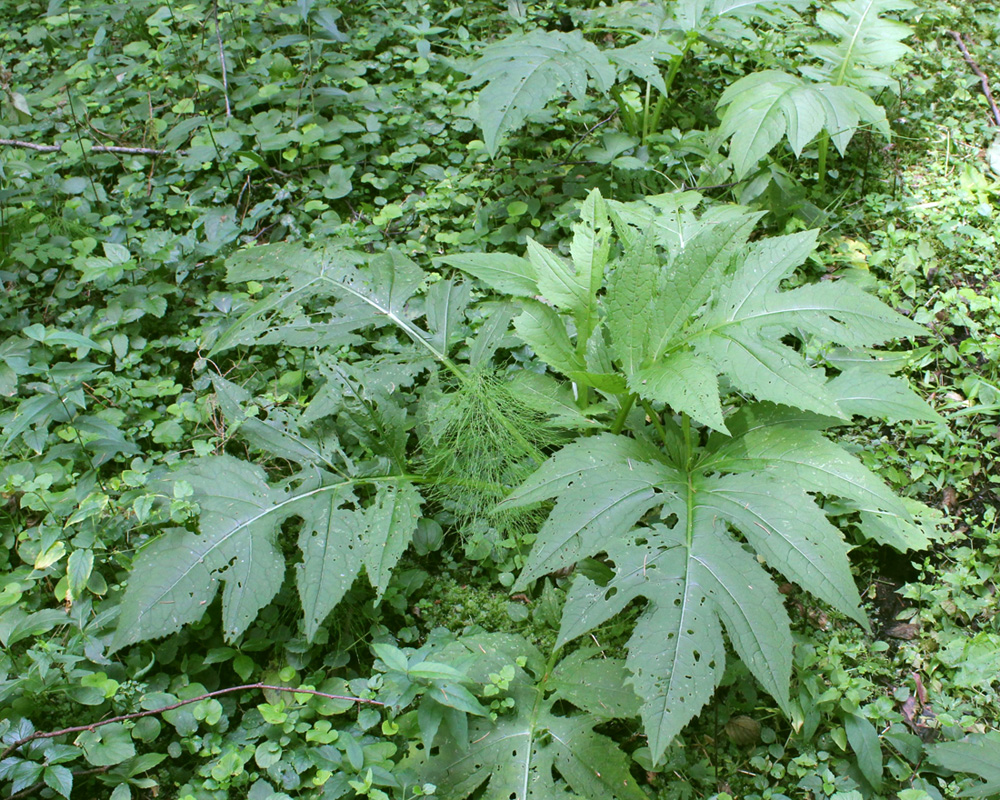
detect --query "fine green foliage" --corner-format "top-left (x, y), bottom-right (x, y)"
top-left (717, 0), bottom-right (913, 180)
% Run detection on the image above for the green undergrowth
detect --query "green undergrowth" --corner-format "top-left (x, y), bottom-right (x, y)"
top-left (2, 0), bottom-right (1000, 798)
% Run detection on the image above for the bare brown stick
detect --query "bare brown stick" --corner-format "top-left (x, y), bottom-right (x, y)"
top-left (0, 139), bottom-right (180, 156)
top-left (949, 30), bottom-right (1000, 127)
top-left (213, 0), bottom-right (232, 118)
top-left (0, 683), bottom-right (381, 760)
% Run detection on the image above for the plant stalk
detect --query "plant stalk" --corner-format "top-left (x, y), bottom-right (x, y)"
top-left (610, 393), bottom-right (637, 435)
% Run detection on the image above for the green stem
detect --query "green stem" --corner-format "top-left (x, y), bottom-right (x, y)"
top-left (647, 33), bottom-right (696, 137)
top-left (610, 86), bottom-right (639, 136)
top-left (610, 393), bottom-right (637, 435)
top-left (640, 400), bottom-right (670, 451)
top-left (816, 131), bottom-right (830, 193)
top-left (681, 411), bottom-right (693, 471)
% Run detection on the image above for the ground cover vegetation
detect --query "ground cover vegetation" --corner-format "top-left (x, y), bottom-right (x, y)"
top-left (1, 0), bottom-right (999, 797)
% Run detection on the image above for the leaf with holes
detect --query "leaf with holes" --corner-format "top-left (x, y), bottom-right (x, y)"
top-left (113, 457), bottom-right (421, 649)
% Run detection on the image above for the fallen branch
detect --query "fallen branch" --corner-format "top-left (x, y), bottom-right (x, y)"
top-left (213, 0), bottom-right (232, 118)
top-left (0, 138), bottom-right (178, 156)
top-left (949, 30), bottom-right (1000, 127)
top-left (0, 682), bottom-right (381, 760)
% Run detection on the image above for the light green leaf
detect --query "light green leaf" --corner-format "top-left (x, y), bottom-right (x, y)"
top-left (630, 351), bottom-right (726, 432)
top-left (437, 253), bottom-right (538, 297)
top-left (827, 368), bottom-right (942, 422)
top-left (513, 299), bottom-right (583, 376)
top-left (462, 30), bottom-right (616, 156)
top-left (77, 723), bottom-right (136, 767)
top-left (527, 238), bottom-right (588, 319)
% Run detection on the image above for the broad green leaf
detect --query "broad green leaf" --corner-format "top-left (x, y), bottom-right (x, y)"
top-left (363, 482), bottom-right (422, 598)
top-left (844, 713), bottom-right (883, 790)
top-left (503, 433), bottom-right (672, 510)
top-left (425, 278), bottom-right (472, 355)
top-left (114, 457), bottom-right (287, 648)
top-left (645, 216), bottom-right (758, 362)
top-left (927, 734), bottom-right (1000, 798)
top-left (630, 351), bottom-right (726, 432)
top-left (462, 30), bottom-right (616, 156)
top-left (570, 188), bottom-right (612, 341)
top-left (558, 512), bottom-right (791, 762)
top-left (807, 0), bottom-right (914, 90)
top-left (827, 368), bottom-right (942, 422)
top-left (296, 484), bottom-right (365, 642)
top-left (77, 724), bottom-right (136, 767)
top-left (717, 71), bottom-right (826, 177)
top-left (514, 460), bottom-right (669, 587)
top-left (698, 474), bottom-right (866, 626)
top-left (738, 426), bottom-right (909, 517)
top-left (212, 243), bottom-right (366, 354)
top-left (606, 237), bottom-right (658, 376)
top-left (508, 371), bottom-right (603, 429)
top-left (438, 253), bottom-right (538, 297)
top-left (606, 39), bottom-right (679, 94)
top-left (114, 457), bottom-right (421, 648)
top-left (527, 238), bottom-right (589, 319)
top-left (548, 650), bottom-right (641, 718)
top-left (513, 299), bottom-right (583, 377)
top-left (43, 765), bottom-right (73, 799)
top-left (697, 332), bottom-right (845, 417)
top-left (212, 373), bottom-right (342, 470)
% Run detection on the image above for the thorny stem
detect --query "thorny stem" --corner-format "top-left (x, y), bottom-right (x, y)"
top-left (0, 683), bottom-right (381, 760)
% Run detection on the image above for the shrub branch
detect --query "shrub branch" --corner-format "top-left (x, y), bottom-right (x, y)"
top-left (0, 683), bottom-right (381, 760)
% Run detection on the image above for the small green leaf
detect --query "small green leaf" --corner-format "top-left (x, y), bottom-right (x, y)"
top-left (77, 723), bottom-right (136, 767)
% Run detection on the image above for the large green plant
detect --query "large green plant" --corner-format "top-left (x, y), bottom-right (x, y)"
top-left (716, 0), bottom-right (914, 189)
top-left (444, 188), bottom-right (940, 762)
top-left (113, 190), bottom-right (938, 782)
top-left (459, 0), bottom-right (805, 153)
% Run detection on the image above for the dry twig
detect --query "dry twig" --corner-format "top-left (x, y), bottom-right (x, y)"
top-left (949, 30), bottom-right (1000, 127)
top-left (0, 682), bottom-right (381, 761)
top-left (0, 138), bottom-right (177, 156)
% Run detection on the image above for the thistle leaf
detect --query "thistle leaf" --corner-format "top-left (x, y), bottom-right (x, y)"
top-left (513, 299), bottom-right (583, 377)
top-left (438, 253), bottom-right (538, 298)
top-left (462, 30), bottom-right (615, 156)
